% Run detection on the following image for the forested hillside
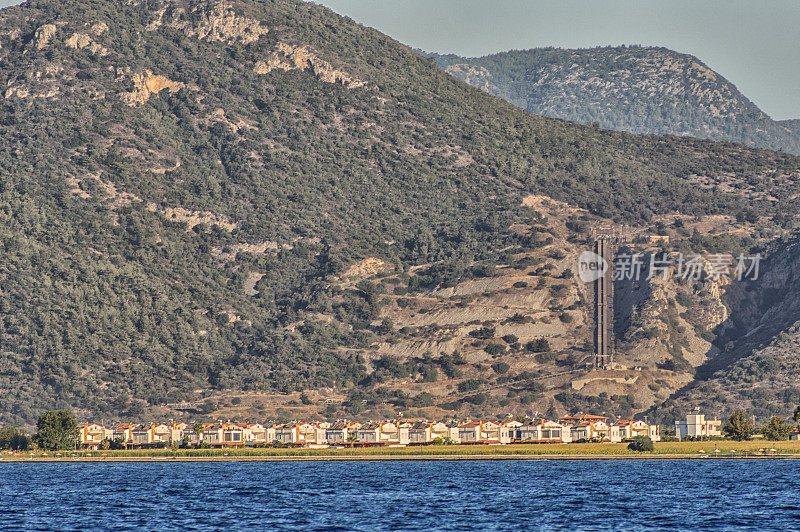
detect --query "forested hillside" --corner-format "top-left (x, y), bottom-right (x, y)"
top-left (429, 47), bottom-right (800, 155)
top-left (1, 0), bottom-right (800, 425)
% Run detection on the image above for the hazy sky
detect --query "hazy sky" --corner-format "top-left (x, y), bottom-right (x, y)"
top-left (1, 0), bottom-right (797, 119)
top-left (313, 0), bottom-right (800, 121)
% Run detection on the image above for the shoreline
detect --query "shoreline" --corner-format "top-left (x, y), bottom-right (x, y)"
top-left (6, 441), bottom-right (799, 462)
top-left (2, 453), bottom-right (798, 463)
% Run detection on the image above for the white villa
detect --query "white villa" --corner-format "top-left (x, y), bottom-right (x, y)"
top-left (560, 415), bottom-right (620, 442)
top-left (617, 419), bottom-right (661, 442)
top-left (78, 423), bottom-right (114, 450)
top-left (516, 420), bottom-right (572, 443)
top-left (430, 422), bottom-right (459, 442)
top-left (675, 414), bottom-right (722, 440)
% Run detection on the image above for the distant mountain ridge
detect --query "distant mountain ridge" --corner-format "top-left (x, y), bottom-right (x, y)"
top-left (428, 46), bottom-right (800, 155)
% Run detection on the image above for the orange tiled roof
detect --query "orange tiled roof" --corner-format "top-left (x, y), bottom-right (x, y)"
top-left (560, 414), bottom-right (609, 421)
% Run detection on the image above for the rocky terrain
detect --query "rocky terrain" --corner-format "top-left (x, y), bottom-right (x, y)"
top-left (166, 199), bottom-right (794, 426)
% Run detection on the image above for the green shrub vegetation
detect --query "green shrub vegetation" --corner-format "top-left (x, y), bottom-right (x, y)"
top-left (491, 362), bottom-right (510, 374)
top-left (458, 379), bottom-right (485, 393)
top-left (526, 339), bottom-right (552, 352)
top-left (628, 436), bottom-right (654, 452)
top-left (0, 425), bottom-right (30, 451)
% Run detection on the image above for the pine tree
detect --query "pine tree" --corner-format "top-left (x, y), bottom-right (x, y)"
top-left (762, 416), bottom-right (793, 441)
top-left (723, 409), bottom-right (754, 441)
top-left (34, 411), bottom-right (78, 451)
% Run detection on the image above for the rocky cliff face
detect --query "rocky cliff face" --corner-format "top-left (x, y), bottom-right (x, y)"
top-left (615, 255), bottom-right (726, 372)
top-left (145, 0), bottom-right (270, 44)
top-left (651, 237), bottom-right (800, 421)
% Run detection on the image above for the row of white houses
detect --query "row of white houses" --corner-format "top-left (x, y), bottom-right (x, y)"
top-left (78, 414), bottom-right (661, 450)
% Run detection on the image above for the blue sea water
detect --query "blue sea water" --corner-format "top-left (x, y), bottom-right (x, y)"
top-left (0, 459), bottom-right (798, 531)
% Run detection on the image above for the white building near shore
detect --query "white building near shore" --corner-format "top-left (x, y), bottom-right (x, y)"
top-left (675, 414), bottom-right (722, 440)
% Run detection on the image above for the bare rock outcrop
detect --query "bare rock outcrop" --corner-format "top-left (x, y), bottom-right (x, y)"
top-left (148, 204), bottom-right (238, 232)
top-left (121, 70), bottom-right (184, 106)
top-left (5, 84), bottom-right (60, 100)
top-left (66, 25), bottom-right (109, 56)
top-left (255, 42), bottom-right (366, 89)
top-left (147, 1), bottom-right (268, 45)
top-left (34, 23), bottom-right (57, 49)
top-left (91, 22), bottom-right (109, 36)
top-left (342, 258), bottom-right (391, 281)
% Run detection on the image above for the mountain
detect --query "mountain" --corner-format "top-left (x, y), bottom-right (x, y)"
top-left (1, 0), bottom-right (800, 426)
top-left (428, 47), bottom-right (800, 155)
top-left (780, 119), bottom-right (800, 137)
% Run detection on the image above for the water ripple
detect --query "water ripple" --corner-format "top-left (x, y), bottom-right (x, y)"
top-left (0, 460), bottom-right (798, 531)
